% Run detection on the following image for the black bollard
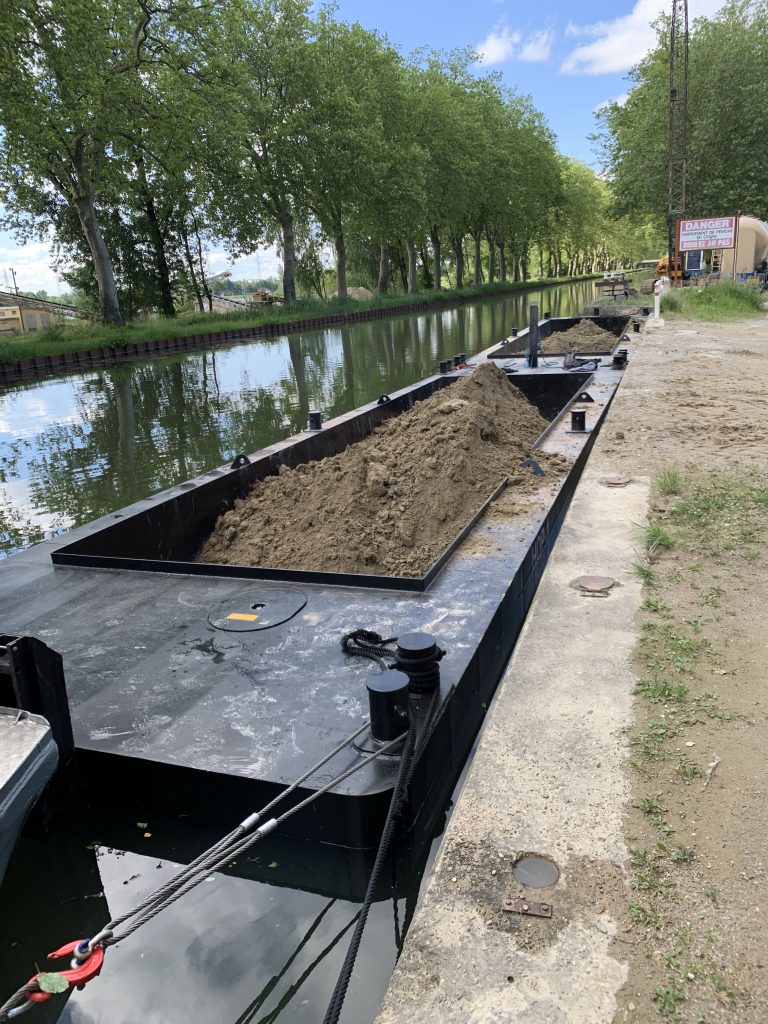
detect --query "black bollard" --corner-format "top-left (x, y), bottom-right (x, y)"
top-left (367, 668), bottom-right (410, 743)
top-left (571, 409), bottom-right (587, 432)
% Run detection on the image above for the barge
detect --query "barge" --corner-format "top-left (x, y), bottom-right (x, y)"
top-left (0, 315), bottom-right (630, 900)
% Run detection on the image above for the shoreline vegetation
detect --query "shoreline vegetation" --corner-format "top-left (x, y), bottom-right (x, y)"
top-left (661, 279), bottom-right (767, 322)
top-left (0, 274), bottom-right (605, 371)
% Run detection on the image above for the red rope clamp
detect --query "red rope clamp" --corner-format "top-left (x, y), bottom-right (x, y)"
top-left (27, 941), bottom-right (105, 1003)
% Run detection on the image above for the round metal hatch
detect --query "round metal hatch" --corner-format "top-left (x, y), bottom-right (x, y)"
top-left (602, 476), bottom-right (632, 488)
top-left (569, 575), bottom-right (616, 594)
top-left (513, 854), bottom-right (560, 889)
top-left (208, 588), bottom-right (307, 632)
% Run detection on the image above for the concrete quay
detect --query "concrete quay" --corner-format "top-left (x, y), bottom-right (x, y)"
top-left (377, 344), bottom-right (650, 1023)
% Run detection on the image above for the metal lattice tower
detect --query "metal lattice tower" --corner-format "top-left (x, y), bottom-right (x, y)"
top-left (667, 0), bottom-right (689, 270)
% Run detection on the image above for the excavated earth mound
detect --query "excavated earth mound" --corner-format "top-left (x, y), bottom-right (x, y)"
top-left (542, 319), bottom-right (616, 353)
top-left (199, 364), bottom-right (555, 578)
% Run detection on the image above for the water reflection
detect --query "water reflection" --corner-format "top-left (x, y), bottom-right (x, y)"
top-left (0, 282), bottom-right (599, 557)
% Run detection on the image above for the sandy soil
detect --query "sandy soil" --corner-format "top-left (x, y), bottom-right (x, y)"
top-left (542, 319), bottom-right (618, 353)
top-left (199, 364), bottom-right (561, 578)
top-left (602, 317), bottom-right (768, 1023)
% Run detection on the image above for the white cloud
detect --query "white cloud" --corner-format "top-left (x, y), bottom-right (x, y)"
top-left (475, 25), bottom-right (521, 66)
top-left (519, 30), bottom-right (553, 63)
top-left (594, 91), bottom-right (630, 112)
top-left (475, 23), bottom-right (553, 66)
top-left (561, 0), bottom-right (727, 75)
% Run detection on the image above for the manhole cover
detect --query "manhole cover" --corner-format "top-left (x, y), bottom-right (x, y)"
top-left (208, 588), bottom-right (307, 632)
top-left (569, 575), bottom-right (616, 593)
top-left (603, 476), bottom-right (631, 488)
top-left (513, 855), bottom-right (560, 889)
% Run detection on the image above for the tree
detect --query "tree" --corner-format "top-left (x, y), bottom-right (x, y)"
top-left (597, 1), bottom-right (768, 224)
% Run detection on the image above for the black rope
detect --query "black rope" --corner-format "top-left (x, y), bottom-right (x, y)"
top-left (340, 630), bottom-right (396, 669)
top-left (341, 629), bottom-right (445, 692)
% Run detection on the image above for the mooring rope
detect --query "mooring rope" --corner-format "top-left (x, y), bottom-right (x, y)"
top-left (0, 719), bottom-right (404, 1021)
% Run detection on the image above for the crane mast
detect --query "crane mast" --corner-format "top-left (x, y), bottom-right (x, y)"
top-left (667, 0), bottom-right (689, 278)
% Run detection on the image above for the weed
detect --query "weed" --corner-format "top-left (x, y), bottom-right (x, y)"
top-left (688, 691), bottom-right (732, 723)
top-left (653, 984), bottom-right (685, 1016)
top-left (629, 901), bottom-right (659, 927)
top-left (630, 561), bottom-right (657, 586)
top-left (704, 885), bottom-right (718, 906)
top-left (635, 795), bottom-right (665, 816)
top-left (638, 520), bottom-right (673, 557)
top-left (671, 845), bottom-right (694, 864)
top-left (632, 722), bottom-right (675, 758)
top-left (635, 678), bottom-right (688, 704)
top-left (676, 756), bottom-right (701, 783)
top-left (630, 848), bottom-right (650, 868)
top-left (643, 596), bottom-right (671, 615)
top-left (657, 468), bottom-right (682, 496)
top-left (667, 570), bottom-right (683, 584)
top-left (663, 945), bottom-right (685, 969)
top-left (634, 868), bottom-right (662, 895)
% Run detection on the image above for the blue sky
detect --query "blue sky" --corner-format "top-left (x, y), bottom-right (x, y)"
top-left (1, 0), bottom-right (725, 293)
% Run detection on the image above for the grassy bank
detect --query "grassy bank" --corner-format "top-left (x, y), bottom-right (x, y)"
top-left (620, 466), bottom-right (768, 1021)
top-left (661, 279), bottom-right (766, 321)
top-left (0, 274), bottom-right (601, 364)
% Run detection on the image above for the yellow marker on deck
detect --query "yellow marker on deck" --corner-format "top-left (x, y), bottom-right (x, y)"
top-left (226, 612), bottom-right (259, 622)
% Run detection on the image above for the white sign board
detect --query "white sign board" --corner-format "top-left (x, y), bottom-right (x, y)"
top-left (679, 216), bottom-right (736, 251)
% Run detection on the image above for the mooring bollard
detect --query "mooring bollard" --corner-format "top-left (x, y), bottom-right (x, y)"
top-left (571, 409), bottom-right (587, 432)
top-left (528, 303), bottom-right (539, 368)
top-left (308, 411), bottom-right (323, 430)
top-left (367, 668), bottom-right (410, 743)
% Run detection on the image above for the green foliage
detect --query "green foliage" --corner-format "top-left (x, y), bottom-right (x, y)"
top-left (662, 281), bottom-right (765, 321)
top-left (597, 3), bottom-right (768, 224)
top-left (1, 0), bottom-right (639, 324)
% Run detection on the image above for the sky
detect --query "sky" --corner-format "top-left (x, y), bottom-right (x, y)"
top-left (0, 0), bottom-right (727, 294)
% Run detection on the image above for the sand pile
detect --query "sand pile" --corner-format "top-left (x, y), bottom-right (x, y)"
top-left (542, 319), bottom-right (616, 353)
top-left (199, 364), bottom-right (552, 578)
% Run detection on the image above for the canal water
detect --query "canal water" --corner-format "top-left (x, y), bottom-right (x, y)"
top-left (0, 280), bottom-right (599, 1024)
top-left (0, 280), bottom-right (602, 559)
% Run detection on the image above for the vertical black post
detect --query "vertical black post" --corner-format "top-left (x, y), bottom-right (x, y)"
top-left (528, 303), bottom-right (539, 368)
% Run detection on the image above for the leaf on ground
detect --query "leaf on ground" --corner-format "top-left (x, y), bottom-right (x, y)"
top-left (136, 822), bottom-right (148, 829)
top-left (37, 972), bottom-right (69, 994)
top-left (143, 832), bottom-right (152, 838)
top-left (267, 861), bottom-right (279, 869)
top-left (715, 990), bottom-right (732, 1007)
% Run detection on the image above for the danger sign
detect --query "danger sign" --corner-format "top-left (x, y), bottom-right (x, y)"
top-left (679, 216), bottom-right (736, 251)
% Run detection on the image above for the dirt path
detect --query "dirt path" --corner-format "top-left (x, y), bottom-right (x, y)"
top-left (603, 316), bottom-right (768, 1023)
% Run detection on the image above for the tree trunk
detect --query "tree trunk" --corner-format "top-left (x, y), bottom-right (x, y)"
top-left (334, 230), bottom-right (348, 299)
top-left (144, 194), bottom-right (175, 317)
top-left (192, 218), bottom-right (212, 312)
top-left (498, 241), bottom-right (506, 282)
top-left (486, 229), bottom-right (495, 282)
top-left (137, 157), bottom-right (175, 317)
top-left (73, 193), bottom-right (123, 325)
top-left (405, 236), bottom-right (418, 293)
top-left (395, 241), bottom-right (409, 292)
top-left (279, 209), bottom-right (297, 303)
top-left (429, 226), bottom-right (441, 290)
top-left (473, 232), bottom-right (482, 284)
top-left (453, 236), bottom-right (464, 288)
top-left (180, 220), bottom-right (204, 312)
top-left (377, 242), bottom-right (389, 295)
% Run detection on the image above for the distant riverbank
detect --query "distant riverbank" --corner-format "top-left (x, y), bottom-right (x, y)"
top-left (0, 275), bottom-right (604, 379)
